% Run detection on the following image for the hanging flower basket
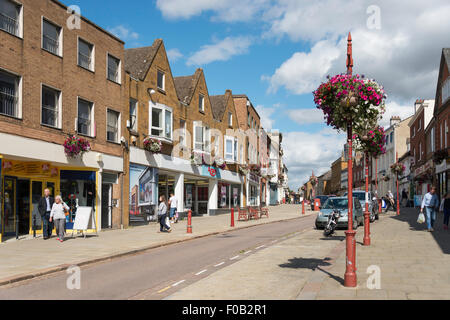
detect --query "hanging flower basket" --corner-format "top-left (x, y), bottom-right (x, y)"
top-left (433, 149), bottom-right (448, 164)
top-left (249, 164), bottom-right (261, 176)
top-left (64, 135), bottom-right (91, 158)
top-left (353, 126), bottom-right (386, 158)
top-left (214, 157), bottom-right (226, 169)
top-left (143, 137), bottom-right (162, 154)
top-left (313, 74), bottom-right (386, 133)
top-left (239, 165), bottom-right (249, 176)
top-left (390, 162), bottom-right (405, 175)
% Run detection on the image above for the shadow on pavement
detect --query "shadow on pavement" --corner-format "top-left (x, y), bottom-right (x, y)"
top-left (319, 236), bottom-right (345, 241)
top-left (392, 207), bottom-right (450, 255)
top-left (279, 257), bottom-right (344, 285)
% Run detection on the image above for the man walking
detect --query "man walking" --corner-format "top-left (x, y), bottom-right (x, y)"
top-left (421, 186), bottom-right (440, 232)
top-left (38, 188), bottom-right (54, 240)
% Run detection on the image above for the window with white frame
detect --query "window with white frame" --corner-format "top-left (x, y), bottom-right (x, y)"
top-left (194, 123), bottom-right (205, 152)
top-left (0, 69), bottom-right (21, 118)
top-left (225, 136), bottom-right (235, 161)
top-left (442, 77), bottom-right (450, 104)
top-left (0, 0), bottom-right (22, 37)
top-left (77, 98), bottom-right (93, 136)
top-left (107, 109), bottom-right (120, 143)
top-left (42, 19), bottom-right (62, 56)
top-left (78, 38), bottom-right (94, 71)
top-left (129, 98), bottom-right (137, 132)
top-left (199, 94), bottom-right (204, 112)
top-left (150, 103), bottom-right (172, 140)
top-left (107, 54), bottom-right (121, 83)
top-left (41, 85), bottom-right (61, 128)
top-left (228, 112), bottom-right (233, 127)
top-left (157, 70), bottom-right (165, 91)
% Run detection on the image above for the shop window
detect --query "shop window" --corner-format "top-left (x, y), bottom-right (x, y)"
top-left (42, 18), bottom-right (62, 56)
top-left (0, 0), bottom-right (22, 37)
top-left (0, 69), bottom-right (21, 118)
top-left (218, 183), bottom-right (230, 208)
top-left (77, 98), bottom-right (94, 136)
top-left (41, 85), bottom-right (61, 128)
top-left (150, 103), bottom-right (172, 140)
top-left (107, 54), bottom-right (121, 83)
top-left (78, 38), bottom-right (94, 71)
top-left (107, 109), bottom-right (120, 143)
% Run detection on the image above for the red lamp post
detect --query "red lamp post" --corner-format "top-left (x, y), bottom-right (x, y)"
top-left (343, 32), bottom-right (357, 287)
top-left (363, 152), bottom-right (371, 246)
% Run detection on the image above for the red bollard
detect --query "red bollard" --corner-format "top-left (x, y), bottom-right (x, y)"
top-left (231, 208), bottom-right (235, 227)
top-left (187, 210), bottom-right (192, 234)
top-left (302, 200), bottom-right (305, 215)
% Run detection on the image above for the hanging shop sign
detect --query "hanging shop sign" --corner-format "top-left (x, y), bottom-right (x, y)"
top-left (2, 160), bottom-right (58, 178)
top-left (201, 165), bottom-right (221, 179)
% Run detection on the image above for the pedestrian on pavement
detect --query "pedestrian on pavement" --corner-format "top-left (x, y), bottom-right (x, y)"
top-left (169, 192), bottom-right (178, 223)
top-left (158, 195), bottom-right (171, 233)
top-left (421, 186), bottom-right (440, 232)
top-left (385, 191), bottom-right (395, 212)
top-left (38, 188), bottom-right (54, 240)
top-left (440, 193), bottom-right (450, 230)
top-left (49, 196), bottom-right (69, 242)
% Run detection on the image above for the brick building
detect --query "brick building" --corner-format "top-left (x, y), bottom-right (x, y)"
top-left (0, 0), bottom-right (128, 240)
top-left (330, 154), bottom-right (347, 195)
top-left (434, 48), bottom-right (450, 199)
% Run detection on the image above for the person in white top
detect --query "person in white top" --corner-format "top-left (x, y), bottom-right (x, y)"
top-left (49, 195), bottom-right (69, 242)
top-left (169, 193), bottom-right (178, 223)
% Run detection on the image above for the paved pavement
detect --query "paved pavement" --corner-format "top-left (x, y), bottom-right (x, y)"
top-left (0, 214), bottom-right (316, 299)
top-left (0, 204), bottom-right (312, 286)
top-left (167, 207), bottom-right (450, 300)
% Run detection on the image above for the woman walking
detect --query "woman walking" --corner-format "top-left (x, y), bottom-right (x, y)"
top-left (440, 193), bottom-right (450, 230)
top-left (158, 195), bottom-right (172, 233)
top-left (49, 195), bottom-right (69, 242)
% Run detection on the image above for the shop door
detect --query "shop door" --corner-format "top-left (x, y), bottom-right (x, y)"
top-left (3, 177), bottom-right (16, 236)
top-left (16, 179), bottom-right (30, 235)
top-left (101, 183), bottom-right (112, 229)
top-left (30, 181), bottom-right (43, 234)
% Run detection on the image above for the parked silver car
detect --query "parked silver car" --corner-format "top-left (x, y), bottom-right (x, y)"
top-left (315, 197), bottom-right (364, 230)
top-left (344, 190), bottom-right (379, 221)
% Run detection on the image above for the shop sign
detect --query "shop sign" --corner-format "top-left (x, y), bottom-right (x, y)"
top-left (201, 165), bottom-right (221, 179)
top-left (2, 160), bottom-right (58, 178)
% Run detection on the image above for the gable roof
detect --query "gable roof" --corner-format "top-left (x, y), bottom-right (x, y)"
top-left (210, 95), bottom-right (227, 121)
top-left (444, 48), bottom-right (450, 71)
top-left (434, 48), bottom-right (450, 115)
top-left (173, 69), bottom-right (202, 105)
top-left (124, 39), bottom-right (162, 80)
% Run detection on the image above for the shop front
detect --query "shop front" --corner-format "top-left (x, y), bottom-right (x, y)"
top-left (247, 172), bottom-right (260, 207)
top-left (436, 158), bottom-right (449, 199)
top-left (0, 159), bottom-right (98, 241)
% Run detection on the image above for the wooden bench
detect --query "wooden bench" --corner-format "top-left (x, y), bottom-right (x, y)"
top-left (249, 207), bottom-right (259, 220)
top-left (238, 208), bottom-right (249, 221)
top-left (259, 207), bottom-right (269, 218)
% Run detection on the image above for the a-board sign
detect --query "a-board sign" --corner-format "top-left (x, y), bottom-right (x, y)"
top-left (72, 206), bottom-right (96, 231)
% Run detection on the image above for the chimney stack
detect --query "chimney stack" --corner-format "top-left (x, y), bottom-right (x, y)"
top-left (390, 116), bottom-right (401, 127)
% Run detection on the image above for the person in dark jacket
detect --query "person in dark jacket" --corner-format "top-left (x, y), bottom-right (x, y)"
top-left (441, 193), bottom-right (450, 230)
top-left (38, 188), bottom-right (54, 239)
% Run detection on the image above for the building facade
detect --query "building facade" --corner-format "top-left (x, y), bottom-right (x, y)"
top-left (0, 0), bottom-right (128, 241)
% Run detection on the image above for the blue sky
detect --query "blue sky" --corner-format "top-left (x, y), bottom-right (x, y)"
top-left (64, 0), bottom-right (449, 189)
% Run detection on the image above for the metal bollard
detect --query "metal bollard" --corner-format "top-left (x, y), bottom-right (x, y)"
top-left (187, 210), bottom-right (192, 234)
top-left (231, 208), bottom-right (235, 227)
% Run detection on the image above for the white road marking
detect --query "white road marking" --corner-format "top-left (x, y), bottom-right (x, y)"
top-left (195, 269), bottom-right (207, 276)
top-left (230, 256), bottom-right (240, 260)
top-left (172, 280), bottom-right (185, 287)
top-left (214, 262), bottom-right (225, 267)
top-left (244, 250), bottom-right (252, 255)
top-left (255, 245), bottom-right (266, 250)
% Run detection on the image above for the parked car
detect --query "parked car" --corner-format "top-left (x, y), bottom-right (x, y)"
top-left (344, 190), bottom-right (378, 221)
top-left (311, 195), bottom-right (331, 210)
top-left (315, 197), bottom-right (364, 230)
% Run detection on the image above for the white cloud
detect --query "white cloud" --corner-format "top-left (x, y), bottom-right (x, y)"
top-left (187, 36), bottom-right (252, 66)
top-left (266, 40), bottom-right (341, 95)
top-left (167, 48), bottom-right (183, 62)
top-left (283, 130), bottom-right (346, 189)
top-left (380, 101), bottom-right (415, 128)
top-left (108, 25), bottom-right (139, 41)
top-left (255, 105), bottom-right (276, 130)
top-left (287, 108), bottom-right (325, 125)
top-left (156, 0), bottom-right (270, 22)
